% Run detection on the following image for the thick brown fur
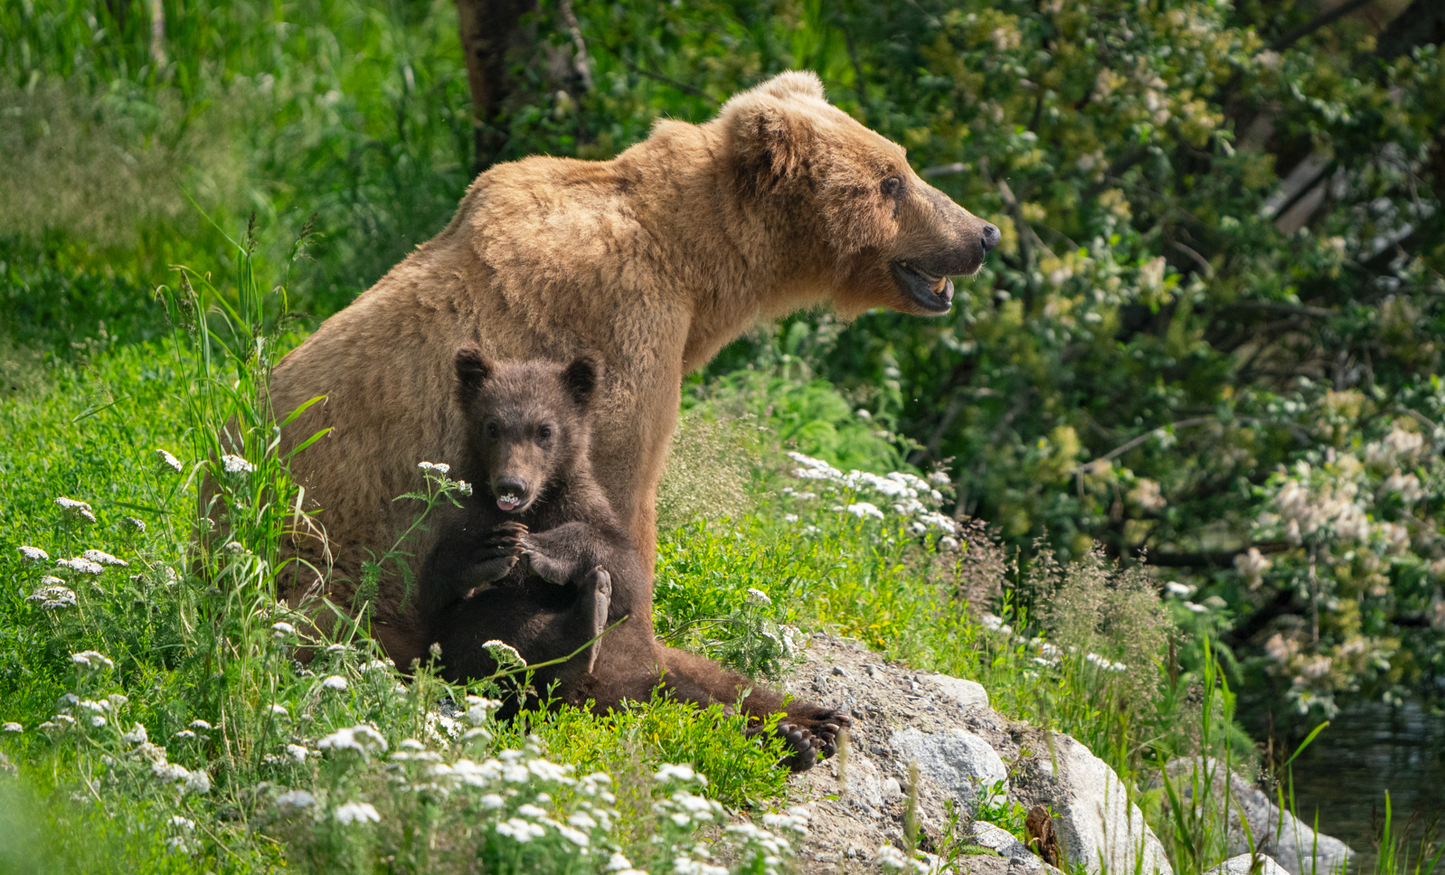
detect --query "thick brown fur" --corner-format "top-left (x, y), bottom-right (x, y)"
top-left (427, 350), bottom-right (846, 771)
top-left (266, 71), bottom-right (998, 669)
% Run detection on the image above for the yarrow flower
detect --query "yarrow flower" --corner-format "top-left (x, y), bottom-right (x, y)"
top-left (321, 674), bottom-right (349, 691)
top-left (55, 497), bottom-right (97, 523)
top-left (483, 640), bottom-right (527, 672)
top-left (28, 584), bottom-right (77, 610)
top-left (56, 556), bottom-right (104, 575)
top-left (157, 449), bottom-right (183, 473)
top-left (746, 588), bottom-right (772, 606)
top-left (81, 549), bottom-right (127, 567)
top-left (841, 502), bottom-right (884, 520)
top-left (417, 461), bottom-right (451, 475)
top-left (276, 789), bottom-right (317, 809)
top-left (18, 546), bottom-right (48, 561)
top-left (334, 801), bottom-right (381, 825)
top-left (71, 650), bottom-right (114, 671)
top-left (122, 723), bottom-right (149, 744)
top-left (318, 725), bottom-right (388, 758)
top-left (221, 454), bottom-right (255, 474)
top-left (654, 763), bottom-right (704, 785)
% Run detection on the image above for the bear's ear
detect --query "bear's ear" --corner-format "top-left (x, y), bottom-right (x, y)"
top-left (725, 100), bottom-right (810, 184)
top-left (455, 345), bottom-right (493, 392)
top-left (752, 70), bottom-right (825, 102)
top-left (561, 354), bottom-right (602, 408)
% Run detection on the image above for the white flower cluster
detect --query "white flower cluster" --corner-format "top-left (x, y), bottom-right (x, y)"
top-left (18, 545), bottom-right (48, 561)
top-left (55, 496), bottom-right (96, 523)
top-left (221, 454), bottom-right (255, 474)
top-left (27, 582), bottom-right (77, 610)
top-left (784, 451), bottom-right (957, 537)
top-left (318, 724), bottom-right (388, 759)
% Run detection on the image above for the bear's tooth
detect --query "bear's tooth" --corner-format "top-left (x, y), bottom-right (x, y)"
top-left (932, 277), bottom-right (947, 294)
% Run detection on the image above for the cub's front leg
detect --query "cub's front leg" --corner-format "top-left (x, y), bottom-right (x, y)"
top-left (518, 521), bottom-right (612, 586)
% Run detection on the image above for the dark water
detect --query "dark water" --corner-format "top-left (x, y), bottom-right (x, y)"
top-left (1284, 700), bottom-right (1445, 869)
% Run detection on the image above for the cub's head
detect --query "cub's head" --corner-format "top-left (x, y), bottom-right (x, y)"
top-left (718, 70), bottom-right (1000, 316)
top-left (453, 346), bottom-right (602, 515)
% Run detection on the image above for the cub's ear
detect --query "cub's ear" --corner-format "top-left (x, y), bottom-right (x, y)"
top-left (455, 345), bottom-right (494, 392)
top-left (562, 354), bottom-right (603, 407)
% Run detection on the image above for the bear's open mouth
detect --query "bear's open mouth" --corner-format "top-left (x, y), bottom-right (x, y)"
top-left (890, 260), bottom-right (954, 313)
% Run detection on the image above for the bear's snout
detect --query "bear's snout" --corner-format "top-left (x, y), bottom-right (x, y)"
top-left (981, 222), bottom-right (1001, 252)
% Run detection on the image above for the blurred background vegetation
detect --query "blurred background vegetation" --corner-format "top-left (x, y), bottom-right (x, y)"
top-left (3, 0), bottom-right (1444, 734)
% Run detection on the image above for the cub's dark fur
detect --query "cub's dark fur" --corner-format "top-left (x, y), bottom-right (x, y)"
top-left (423, 347), bottom-right (848, 771)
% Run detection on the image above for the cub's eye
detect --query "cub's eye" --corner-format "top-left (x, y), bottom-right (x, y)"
top-left (486, 422), bottom-right (500, 439)
top-left (881, 176), bottom-right (903, 197)
top-left (538, 425), bottom-right (553, 441)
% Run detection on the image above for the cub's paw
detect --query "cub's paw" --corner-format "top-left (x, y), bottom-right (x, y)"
top-left (809, 710), bottom-right (851, 759)
top-left (776, 722), bottom-right (822, 773)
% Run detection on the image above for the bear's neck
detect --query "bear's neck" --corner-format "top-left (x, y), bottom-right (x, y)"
top-left (614, 120), bottom-right (836, 373)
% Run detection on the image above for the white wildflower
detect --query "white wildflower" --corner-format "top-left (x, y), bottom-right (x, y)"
top-left (268, 704), bottom-right (289, 717)
top-left (939, 536), bottom-right (959, 551)
top-left (277, 789), bottom-right (317, 809)
top-left (71, 650), bottom-right (114, 671)
top-left (271, 622), bottom-right (296, 639)
top-left (189, 719), bottom-right (211, 731)
top-left (1182, 601), bottom-right (1207, 613)
top-left (496, 818), bottom-right (546, 842)
top-left (606, 852), bottom-right (639, 872)
top-left (455, 480), bottom-right (473, 496)
top-left (185, 769), bottom-right (211, 794)
top-left (18, 546), bottom-right (48, 561)
top-left (928, 469), bottom-right (952, 485)
top-left (783, 513), bottom-right (799, 523)
top-left (321, 675), bottom-right (348, 691)
top-left (2, 723), bottom-right (20, 733)
top-left (157, 449), bottom-right (183, 473)
top-left (173, 730), bottom-right (196, 740)
top-left (875, 844), bottom-right (910, 870)
top-left (746, 588), bottom-right (772, 606)
top-left (28, 584), bottom-right (77, 609)
top-left (654, 763), bottom-right (704, 784)
top-left (479, 793), bottom-right (505, 809)
top-left (169, 816), bottom-right (195, 831)
top-left (125, 517), bottom-right (146, 532)
top-left (842, 502), bottom-right (884, 520)
top-left (286, 743), bottom-right (310, 763)
top-left (318, 725), bottom-right (388, 758)
top-left (56, 557), bottom-right (104, 575)
top-left (81, 549), bottom-right (127, 567)
top-left (165, 836), bottom-right (189, 853)
top-left (1165, 581), bottom-right (1196, 597)
top-left (417, 461), bottom-right (451, 474)
top-left (55, 497), bottom-right (97, 523)
top-left (335, 801), bottom-right (381, 825)
top-left (221, 454), bottom-right (255, 474)
top-left (89, 715), bottom-right (106, 727)
top-left (466, 695), bottom-right (503, 726)
top-left (483, 640), bottom-right (526, 671)
top-left (122, 723), bottom-right (148, 744)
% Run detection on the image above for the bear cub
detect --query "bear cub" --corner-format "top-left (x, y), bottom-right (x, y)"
top-left (422, 348), bottom-right (629, 707)
top-left (423, 346), bottom-right (849, 772)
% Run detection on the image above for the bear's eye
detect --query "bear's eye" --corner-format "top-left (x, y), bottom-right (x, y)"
top-left (486, 422), bottom-right (500, 439)
top-left (538, 425), bottom-right (553, 441)
top-left (881, 176), bottom-right (903, 197)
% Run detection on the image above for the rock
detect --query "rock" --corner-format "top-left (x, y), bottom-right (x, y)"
top-left (928, 673), bottom-right (991, 709)
top-left (1206, 853), bottom-right (1292, 875)
top-left (768, 634), bottom-right (1170, 875)
top-left (1013, 732), bottom-right (1174, 875)
top-left (890, 726), bottom-right (1009, 802)
top-left (973, 822), bottom-right (1069, 875)
top-left (1159, 759), bottom-right (1353, 875)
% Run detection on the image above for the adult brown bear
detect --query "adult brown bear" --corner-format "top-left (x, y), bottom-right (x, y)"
top-left (268, 70), bottom-right (998, 668)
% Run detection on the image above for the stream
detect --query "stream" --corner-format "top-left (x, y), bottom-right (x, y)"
top-left (1283, 699), bottom-right (1445, 872)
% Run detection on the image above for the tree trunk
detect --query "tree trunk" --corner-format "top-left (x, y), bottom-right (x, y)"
top-left (455, 0), bottom-right (535, 177)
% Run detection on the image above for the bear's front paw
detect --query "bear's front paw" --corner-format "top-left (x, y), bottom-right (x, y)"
top-left (810, 710), bottom-right (851, 759)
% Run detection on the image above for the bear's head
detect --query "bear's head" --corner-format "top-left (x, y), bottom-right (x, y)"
top-left (719, 71), bottom-right (1000, 317)
top-left (453, 346), bottom-right (602, 514)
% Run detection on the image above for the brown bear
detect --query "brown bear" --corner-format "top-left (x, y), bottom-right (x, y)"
top-left (425, 347), bottom-right (846, 771)
top-left (266, 70), bottom-right (998, 669)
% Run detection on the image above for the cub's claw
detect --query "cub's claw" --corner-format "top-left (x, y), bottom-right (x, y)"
top-left (777, 721), bottom-right (822, 773)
